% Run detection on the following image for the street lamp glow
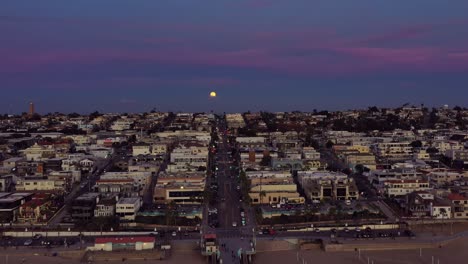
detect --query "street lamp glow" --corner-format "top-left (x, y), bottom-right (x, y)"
top-left (210, 91), bottom-right (217, 97)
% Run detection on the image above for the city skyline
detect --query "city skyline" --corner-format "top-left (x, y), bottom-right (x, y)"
top-left (2, 1), bottom-right (468, 113)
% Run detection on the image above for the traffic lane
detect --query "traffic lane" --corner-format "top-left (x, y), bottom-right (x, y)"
top-left (255, 228), bottom-right (412, 240)
top-left (1, 236), bottom-right (86, 248)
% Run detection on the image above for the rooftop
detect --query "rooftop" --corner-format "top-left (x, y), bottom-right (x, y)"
top-left (95, 236), bottom-right (155, 244)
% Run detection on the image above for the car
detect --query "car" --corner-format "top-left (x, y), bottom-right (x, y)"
top-left (172, 231), bottom-right (177, 237)
top-left (232, 222), bottom-right (237, 227)
top-left (240, 212), bottom-right (245, 217)
top-left (24, 239), bottom-right (33, 246)
top-left (41, 240), bottom-right (51, 246)
top-left (355, 227), bottom-right (361, 232)
top-left (33, 234), bottom-right (42, 240)
top-left (344, 228), bottom-right (349, 233)
top-left (314, 228), bottom-right (320, 233)
top-left (269, 229), bottom-right (277, 235)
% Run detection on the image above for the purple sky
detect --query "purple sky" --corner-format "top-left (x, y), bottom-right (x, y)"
top-left (1, 1), bottom-right (468, 114)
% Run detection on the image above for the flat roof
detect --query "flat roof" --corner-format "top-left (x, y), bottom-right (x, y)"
top-left (117, 197), bottom-right (140, 204)
top-left (95, 237), bottom-right (154, 244)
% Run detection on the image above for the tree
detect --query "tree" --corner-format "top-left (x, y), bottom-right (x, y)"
top-left (426, 147), bottom-right (439, 154)
top-left (326, 140), bottom-right (334, 149)
top-left (410, 140), bottom-right (423, 148)
top-left (260, 155), bottom-right (272, 166)
top-left (259, 191), bottom-right (267, 204)
top-left (355, 164), bottom-right (365, 174)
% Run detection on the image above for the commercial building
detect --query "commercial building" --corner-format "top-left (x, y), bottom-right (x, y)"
top-left (298, 171), bottom-right (359, 201)
top-left (153, 172), bottom-right (205, 204)
top-left (247, 171), bottom-right (304, 204)
top-left (91, 237), bottom-right (155, 251)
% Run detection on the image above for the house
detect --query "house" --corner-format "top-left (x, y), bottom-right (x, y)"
top-left (17, 193), bottom-right (53, 224)
top-left (94, 197), bottom-right (117, 218)
top-left (448, 193), bottom-right (468, 219)
top-left (79, 158), bottom-right (95, 171)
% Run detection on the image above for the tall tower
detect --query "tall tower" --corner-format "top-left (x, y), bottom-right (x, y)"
top-left (29, 102), bottom-right (35, 115)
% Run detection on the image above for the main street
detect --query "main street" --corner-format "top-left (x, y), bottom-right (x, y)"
top-left (204, 118), bottom-right (255, 263)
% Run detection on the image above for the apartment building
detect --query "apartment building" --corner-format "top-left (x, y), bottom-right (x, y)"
top-left (71, 193), bottom-right (100, 222)
top-left (383, 179), bottom-right (431, 197)
top-left (302, 147), bottom-right (321, 160)
top-left (226, 113), bottom-right (246, 129)
top-left (15, 178), bottom-right (66, 192)
top-left (23, 143), bottom-right (56, 161)
top-left (445, 149), bottom-right (468, 161)
top-left (344, 153), bottom-right (377, 170)
top-left (448, 193), bottom-right (468, 219)
top-left (132, 143), bottom-right (152, 156)
top-left (94, 197), bottom-right (117, 218)
top-left (168, 143), bottom-right (208, 172)
top-left (373, 142), bottom-right (412, 160)
top-left (100, 171), bottom-right (152, 192)
top-left (116, 197), bottom-right (142, 221)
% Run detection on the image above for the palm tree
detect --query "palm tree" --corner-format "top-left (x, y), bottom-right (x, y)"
top-left (259, 191), bottom-right (267, 204)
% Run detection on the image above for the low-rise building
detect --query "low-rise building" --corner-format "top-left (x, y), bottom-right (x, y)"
top-left (0, 192), bottom-right (34, 223)
top-left (94, 197), bottom-right (117, 218)
top-left (91, 237), bottom-right (155, 251)
top-left (448, 193), bottom-right (468, 219)
top-left (116, 197), bottom-right (142, 221)
top-left (15, 178), bottom-right (66, 192)
top-left (153, 172), bottom-right (205, 204)
top-left (247, 171), bottom-right (304, 204)
top-left (383, 179), bottom-right (430, 197)
top-left (71, 193), bottom-right (100, 222)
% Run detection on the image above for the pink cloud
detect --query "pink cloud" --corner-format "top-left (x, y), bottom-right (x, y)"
top-left (2, 20), bottom-right (468, 77)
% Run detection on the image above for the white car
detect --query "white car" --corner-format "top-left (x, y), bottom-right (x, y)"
top-left (24, 239), bottom-right (33, 246)
top-left (232, 222), bottom-right (237, 227)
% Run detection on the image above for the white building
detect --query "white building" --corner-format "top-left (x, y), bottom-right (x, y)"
top-left (116, 197), bottom-right (142, 221)
top-left (100, 171), bottom-right (151, 191)
top-left (302, 147), bottom-right (321, 160)
top-left (132, 144), bottom-right (152, 156)
top-left (383, 179), bottom-right (431, 197)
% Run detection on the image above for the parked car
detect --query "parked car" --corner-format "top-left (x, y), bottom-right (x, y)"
top-left (24, 239), bottom-right (33, 246)
top-left (33, 234), bottom-right (42, 240)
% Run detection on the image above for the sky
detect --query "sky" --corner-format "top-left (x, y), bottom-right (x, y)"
top-left (1, 0), bottom-right (468, 114)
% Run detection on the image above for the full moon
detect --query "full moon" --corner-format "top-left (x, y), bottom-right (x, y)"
top-left (210, 91), bottom-right (217, 97)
